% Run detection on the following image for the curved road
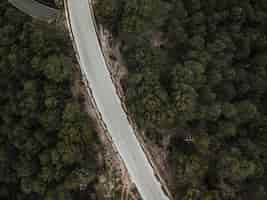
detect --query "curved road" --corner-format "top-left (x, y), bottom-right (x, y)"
top-left (65, 0), bottom-right (170, 200)
top-left (8, 0), bottom-right (58, 21)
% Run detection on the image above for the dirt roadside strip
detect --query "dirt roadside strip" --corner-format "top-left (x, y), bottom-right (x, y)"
top-left (64, 0), bottom-right (173, 199)
top-left (88, 2), bottom-right (174, 199)
top-left (63, 0), bottom-right (119, 159)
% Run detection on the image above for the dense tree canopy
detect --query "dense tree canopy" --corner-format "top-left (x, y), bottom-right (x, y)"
top-left (0, 1), bottom-right (98, 200)
top-left (95, 0), bottom-right (267, 199)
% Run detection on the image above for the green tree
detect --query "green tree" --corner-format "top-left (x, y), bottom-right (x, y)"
top-left (236, 101), bottom-right (258, 123)
top-left (218, 121), bottom-right (237, 138)
top-left (172, 84), bottom-right (198, 121)
top-left (222, 103), bottom-right (237, 120)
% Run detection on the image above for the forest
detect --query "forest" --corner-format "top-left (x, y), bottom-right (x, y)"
top-left (95, 0), bottom-right (267, 199)
top-left (0, 1), bottom-right (99, 200)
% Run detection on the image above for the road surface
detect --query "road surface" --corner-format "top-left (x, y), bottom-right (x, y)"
top-left (8, 0), bottom-right (58, 21)
top-left (65, 0), bottom-right (170, 200)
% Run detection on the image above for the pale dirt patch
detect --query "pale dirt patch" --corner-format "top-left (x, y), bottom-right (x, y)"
top-left (151, 31), bottom-right (168, 48)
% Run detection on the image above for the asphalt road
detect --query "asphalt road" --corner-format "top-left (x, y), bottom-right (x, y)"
top-left (8, 0), bottom-right (58, 21)
top-left (66, 0), bottom-right (170, 199)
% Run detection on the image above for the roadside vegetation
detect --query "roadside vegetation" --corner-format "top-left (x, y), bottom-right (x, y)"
top-left (95, 0), bottom-right (267, 199)
top-left (0, 1), bottom-right (100, 199)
